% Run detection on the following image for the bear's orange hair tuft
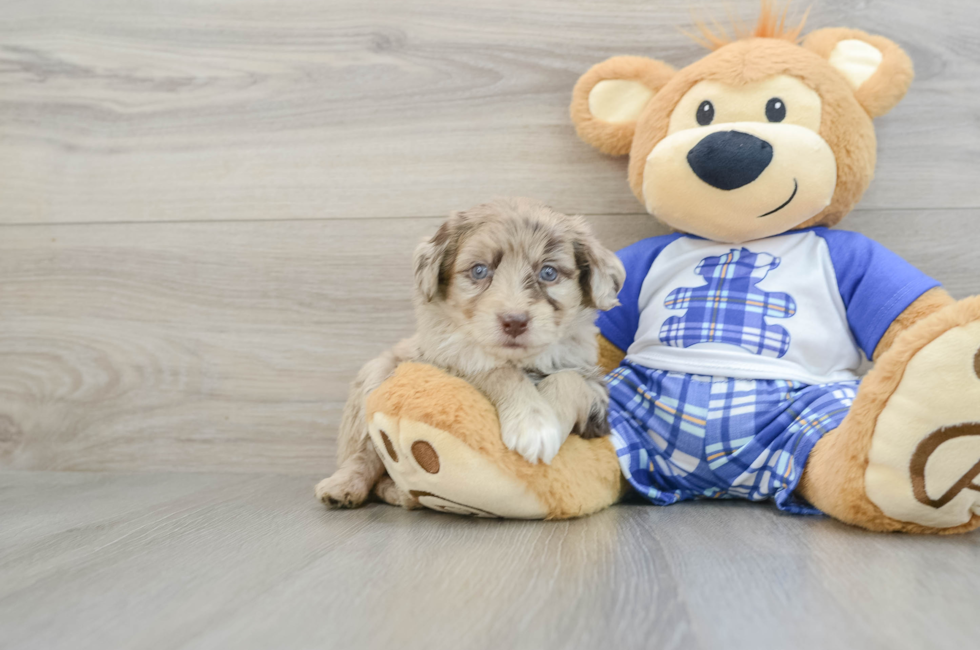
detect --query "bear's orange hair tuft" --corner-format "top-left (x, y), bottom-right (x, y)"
top-left (683, 1), bottom-right (811, 51)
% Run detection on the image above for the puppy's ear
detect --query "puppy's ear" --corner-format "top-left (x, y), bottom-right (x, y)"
top-left (804, 28), bottom-right (913, 118)
top-left (414, 213), bottom-right (465, 302)
top-left (570, 56), bottom-right (675, 156)
top-left (572, 226), bottom-right (626, 312)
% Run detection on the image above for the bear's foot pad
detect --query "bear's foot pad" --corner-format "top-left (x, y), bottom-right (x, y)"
top-left (866, 320), bottom-right (980, 528)
top-left (367, 411), bottom-right (550, 519)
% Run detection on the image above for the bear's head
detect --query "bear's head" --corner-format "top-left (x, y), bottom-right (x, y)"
top-left (570, 5), bottom-right (913, 243)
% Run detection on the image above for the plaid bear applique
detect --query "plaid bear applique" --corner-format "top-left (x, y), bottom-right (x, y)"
top-left (659, 248), bottom-right (797, 358)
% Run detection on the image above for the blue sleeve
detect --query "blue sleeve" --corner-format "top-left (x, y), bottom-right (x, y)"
top-left (815, 229), bottom-right (941, 359)
top-left (596, 233), bottom-right (683, 352)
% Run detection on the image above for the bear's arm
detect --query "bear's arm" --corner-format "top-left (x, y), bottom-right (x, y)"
top-left (598, 334), bottom-right (626, 374)
top-left (872, 287), bottom-right (955, 360)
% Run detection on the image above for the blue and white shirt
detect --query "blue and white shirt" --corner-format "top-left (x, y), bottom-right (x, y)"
top-left (597, 228), bottom-right (940, 385)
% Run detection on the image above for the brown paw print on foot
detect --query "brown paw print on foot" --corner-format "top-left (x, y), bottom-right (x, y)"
top-left (866, 321), bottom-right (980, 529)
top-left (906, 347), bottom-right (980, 510)
top-left (366, 411), bottom-right (549, 519)
top-left (372, 421), bottom-right (502, 517)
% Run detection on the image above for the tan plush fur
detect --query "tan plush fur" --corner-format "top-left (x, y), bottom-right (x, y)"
top-left (597, 334), bottom-right (626, 374)
top-left (799, 295), bottom-right (980, 534)
top-left (872, 287), bottom-right (955, 360)
top-left (367, 362), bottom-right (626, 519)
top-left (570, 56), bottom-right (676, 156)
top-left (803, 27), bottom-right (915, 118)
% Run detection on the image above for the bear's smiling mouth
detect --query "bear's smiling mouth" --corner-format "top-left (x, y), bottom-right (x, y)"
top-left (757, 178), bottom-right (799, 218)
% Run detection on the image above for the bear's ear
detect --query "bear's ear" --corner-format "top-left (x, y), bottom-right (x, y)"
top-left (570, 56), bottom-right (675, 156)
top-left (803, 27), bottom-right (914, 118)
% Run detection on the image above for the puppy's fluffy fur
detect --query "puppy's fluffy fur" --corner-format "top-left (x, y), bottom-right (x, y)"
top-left (316, 198), bottom-right (626, 510)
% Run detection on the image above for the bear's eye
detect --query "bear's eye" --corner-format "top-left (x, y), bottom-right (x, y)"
top-left (539, 265), bottom-right (558, 283)
top-left (470, 264), bottom-right (490, 280)
top-left (765, 97), bottom-right (786, 122)
top-left (696, 100), bottom-right (714, 126)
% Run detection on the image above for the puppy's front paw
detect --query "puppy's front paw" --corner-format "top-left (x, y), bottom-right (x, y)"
top-left (579, 404), bottom-right (611, 439)
top-left (501, 404), bottom-right (566, 465)
top-left (315, 473), bottom-right (371, 508)
top-left (373, 475), bottom-right (421, 510)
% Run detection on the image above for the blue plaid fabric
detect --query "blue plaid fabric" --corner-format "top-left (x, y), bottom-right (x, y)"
top-left (607, 361), bottom-right (858, 514)
top-left (659, 247), bottom-right (797, 358)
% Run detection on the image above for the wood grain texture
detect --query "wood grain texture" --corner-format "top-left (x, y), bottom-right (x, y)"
top-left (1, 471), bottom-right (979, 650)
top-left (1, 0), bottom-right (979, 224)
top-left (0, 213), bottom-right (660, 473)
top-left (2, 211), bottom-right (978, 473)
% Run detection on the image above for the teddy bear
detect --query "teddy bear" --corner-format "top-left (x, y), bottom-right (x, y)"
top-left (358, 6), bottom-right (980, 533)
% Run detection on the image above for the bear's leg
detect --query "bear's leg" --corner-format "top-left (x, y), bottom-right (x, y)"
top-left (799, 296), bottom-right (980, 534)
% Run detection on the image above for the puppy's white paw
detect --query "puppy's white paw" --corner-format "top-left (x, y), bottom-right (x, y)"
top-left (315, 473), bottom-right (371, 508)
top-left (501, 404), bottom-right (566, 465)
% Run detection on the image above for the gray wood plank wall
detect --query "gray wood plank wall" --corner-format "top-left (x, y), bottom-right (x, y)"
top-left (2, 0), bottom-right (979, 474)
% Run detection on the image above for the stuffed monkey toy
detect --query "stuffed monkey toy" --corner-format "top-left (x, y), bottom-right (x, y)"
top-left (360, 7), bottom-right (980, 533)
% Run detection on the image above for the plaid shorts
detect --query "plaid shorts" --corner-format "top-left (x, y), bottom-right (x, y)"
top-left (607, 361), bottom-right (858, 514)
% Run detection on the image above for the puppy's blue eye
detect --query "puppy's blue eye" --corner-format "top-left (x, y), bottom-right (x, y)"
top-left (539, 265), bottom-right (558, 282)
top-left (470, 264), bottom-right (489, 280)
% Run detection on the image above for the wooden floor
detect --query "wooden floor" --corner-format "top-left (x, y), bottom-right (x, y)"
top-left (2, 0), bottom-right (980, 648)
top-left (3, 471), bottom-right (980, 650)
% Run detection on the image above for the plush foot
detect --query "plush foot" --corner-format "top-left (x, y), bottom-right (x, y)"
top-left (361, 362), bottom-right (625, 519)
top-left (804, 297), bottom-right (980, 533)
top-left (366, 409), bottom-right (549, 518)
top-left (864, 314), bottom-right (980, 529)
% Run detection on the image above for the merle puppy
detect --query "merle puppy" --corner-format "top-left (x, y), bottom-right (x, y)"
top-left (316, 198), bottom-right (625, 509)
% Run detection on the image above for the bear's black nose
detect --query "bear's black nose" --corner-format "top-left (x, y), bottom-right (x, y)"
top-left (687, 130), bottom-right (773, 191)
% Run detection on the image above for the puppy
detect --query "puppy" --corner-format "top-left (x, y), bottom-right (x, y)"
top-left (316, 198), bottom-right (626, 509)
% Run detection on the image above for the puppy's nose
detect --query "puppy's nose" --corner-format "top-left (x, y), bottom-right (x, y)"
top-left (499, 313), bottom-right (529, 338)
top-left (687, 130), bottom-right (773, 190)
